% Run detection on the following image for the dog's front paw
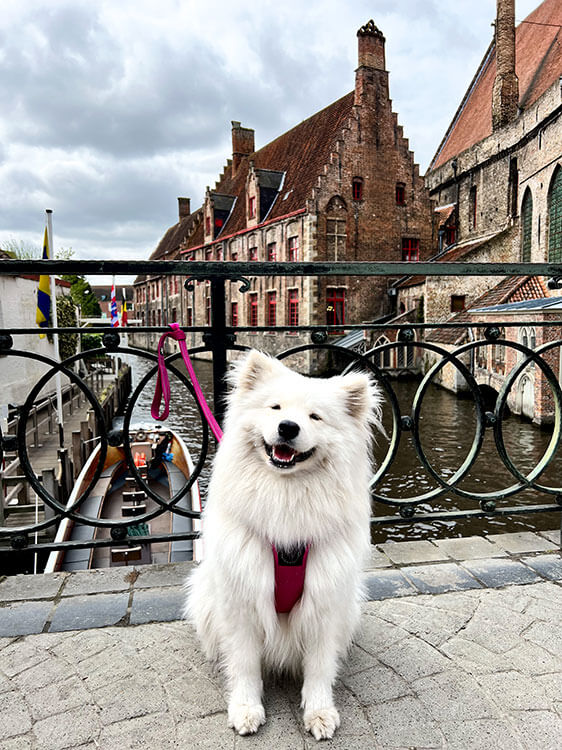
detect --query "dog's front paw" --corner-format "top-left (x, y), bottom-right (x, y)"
top-left (228, 702), bottom-right (266, 735)
top-left (304, 707), bottom-right (341, 740)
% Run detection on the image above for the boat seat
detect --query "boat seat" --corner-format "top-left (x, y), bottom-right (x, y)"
top-left (111, 546), bottom-right (142, 564)
top-left (122, 503), bottom-right (147, 517)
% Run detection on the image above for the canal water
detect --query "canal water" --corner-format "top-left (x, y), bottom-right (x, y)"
top-left (127, 355), bottom-right (561, 544)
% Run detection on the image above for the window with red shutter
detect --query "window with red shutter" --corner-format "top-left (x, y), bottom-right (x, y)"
top-left (401, 238), bottom-right (419, 262)
top-left (288, 289), bottom-right (299, 329)
top-left (267, 291), bottom-right (277, 327)
top-left (288, 236), bottom-right (299, 262)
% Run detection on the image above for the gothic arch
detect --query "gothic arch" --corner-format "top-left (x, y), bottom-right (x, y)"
top-left (548, 165), bottom-right (562, 263)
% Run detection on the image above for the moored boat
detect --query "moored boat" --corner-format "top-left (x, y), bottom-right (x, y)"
top-left (45, 425), bottom-right (202, 572)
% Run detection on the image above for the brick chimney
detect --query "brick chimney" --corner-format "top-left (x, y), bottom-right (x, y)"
top-left (355, 20), bottom-right (386, 106)
top-left (492, 0), bottom-right (519, 130)
top-left (178, 197), bottom-right (190, 220)
top-left (231, 121), bottom-right (255, 176)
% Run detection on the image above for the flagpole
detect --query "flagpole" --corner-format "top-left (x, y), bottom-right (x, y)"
top-left (46, 209), bottom-right (65, 449)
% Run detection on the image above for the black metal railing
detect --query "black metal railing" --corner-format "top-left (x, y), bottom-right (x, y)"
top-left (1, 259), bottom-right (561, 570)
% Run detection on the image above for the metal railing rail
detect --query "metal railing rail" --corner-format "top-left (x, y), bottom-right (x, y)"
top-left (1, 259), bottom-right (561, 562)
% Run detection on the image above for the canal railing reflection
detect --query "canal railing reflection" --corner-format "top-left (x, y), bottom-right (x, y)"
top-left (1, 259), bottom-right (561, 569)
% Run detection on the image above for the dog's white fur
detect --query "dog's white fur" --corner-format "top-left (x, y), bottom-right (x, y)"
top-left (184, 351), bottom-right (379, 740)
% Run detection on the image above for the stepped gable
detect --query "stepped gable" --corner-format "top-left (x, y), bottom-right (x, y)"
top-left (150, 207), bottom-right (203, 261)
top-left (182, 92), bottom-right (355, 249)
top-left (431, 0), bottom-right (562, 169)
top-left (428, 276), bottom-right (548, 345)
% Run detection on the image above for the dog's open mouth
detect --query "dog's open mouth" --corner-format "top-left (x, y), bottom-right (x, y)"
top-left (264, 441), bottom-right (315, 469)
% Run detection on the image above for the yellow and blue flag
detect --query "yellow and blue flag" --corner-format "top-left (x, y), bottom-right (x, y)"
top-left (36, 227), bottom-right (51, 337)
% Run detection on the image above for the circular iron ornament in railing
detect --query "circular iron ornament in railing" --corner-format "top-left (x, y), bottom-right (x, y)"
top-left (310, 330), bottom-right (328, 345)
top-left (119, 351), bottom-right (210, 519)
top-left (493, 338), bottom-right (562, 495)
top-left (360, 338), bottom-right (487, 509)
top-left (276, 341), bottom-right (402, 496)
top-left (0, 348), bottom-right (109, 537)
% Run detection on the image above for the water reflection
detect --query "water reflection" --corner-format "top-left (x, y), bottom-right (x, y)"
top-left (127, 356), bottom-right (560, 542)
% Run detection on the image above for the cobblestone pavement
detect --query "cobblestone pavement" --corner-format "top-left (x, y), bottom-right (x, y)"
top-left (0, 531), bottom-right (560, 748)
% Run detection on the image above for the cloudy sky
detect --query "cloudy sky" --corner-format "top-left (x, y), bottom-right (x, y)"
top-left (0, 0), bottom-right (539, 281)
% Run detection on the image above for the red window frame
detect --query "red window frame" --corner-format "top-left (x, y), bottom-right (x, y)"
top-left (446, 225), bottom-right (457, 246)
top-left (401, 238), bottom-right (419, 262)
top-left (396, 183), bottom-right (406, 205)
top-left (248, 293), bottom-right (258, 327)
top-left (288, 236), bottom-right (299, 262)
top-left (231, 301), bottom-right (238, 327)
top-left (288, 289), bottom-right (299, 329)
top-left (267, 291), bottom-right (277, 327)
top-left (249, 246), bottom-right (258, 261)
top-left (249, 196), bottom-right (256, 219)
top-left (326, 287), bottom-right (346, 330)
top-left (352, 178), bottom-right (363, 201)
top-left (214, 217), bottom-right (224, 230)
top-left (267, 242), bottom-right (277, 261)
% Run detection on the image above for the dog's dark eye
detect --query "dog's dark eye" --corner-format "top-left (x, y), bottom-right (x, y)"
top-left (271, 404), bottom-right (281, 410)
top-left (309, 413), bottom-right (321, 421)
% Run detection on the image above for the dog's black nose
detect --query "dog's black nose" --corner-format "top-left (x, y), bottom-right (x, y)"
top-left (278, 420), bottom-right (300, 440)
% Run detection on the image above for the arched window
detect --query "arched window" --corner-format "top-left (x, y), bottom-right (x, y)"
top-left (374, 336), bottom-right (391, 369)
top-left (521, 188), bottom-right (533, 262)
top-left (548, 167), bottom-right (562, 263)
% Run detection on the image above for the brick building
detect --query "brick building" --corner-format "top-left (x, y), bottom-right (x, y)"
top-left (389, 0), bottom-right (562, 423)
top-left (132, 20), bottom-right (436, 366)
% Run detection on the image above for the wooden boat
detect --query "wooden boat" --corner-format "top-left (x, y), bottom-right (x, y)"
top-left (45, 425), bottom-right (202, 572)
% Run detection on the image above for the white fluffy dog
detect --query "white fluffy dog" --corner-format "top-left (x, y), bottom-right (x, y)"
top-left (185, 351), bottom-right (379, 740)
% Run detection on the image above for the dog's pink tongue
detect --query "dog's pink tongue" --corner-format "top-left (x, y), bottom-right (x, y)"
top-left (274, 445), bottom-right (295, 461)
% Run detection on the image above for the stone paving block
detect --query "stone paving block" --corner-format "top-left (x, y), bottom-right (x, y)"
top-left (232, 711), bottom-right (303, 749)
top-left (524, 620), bottom-right (562, 658)
top-left (539, 528), bottom-right (560, 546)
top-left (378, 636), bottom-right (451, 682)
top-left (461, 558), bottom-right (542, 588)
top-left (134, 560), bottom-right (194, 588)
top-left (100, 712), bottom-right (178, 749)
top-left (0, 573), bottom-right (66, 603)
top-left (164, 671), bottom-right (225, 721)
top-left (378, 540), bottom-right (448, 565)
top-left (402, 561), bottom-right (482, 594)
top-left (365, 545), bottom-right (393, 569)
top-left (342, 664), bottom-right (412, 705)
top-left (0, 738), bottom-right (33, 750)
top-left (433, 535), bottom-right (506, 560)
top-left (61, 567), bottom-right (132, 597)
top-left (95, 670), bottom-right (166, 725)
top-left (487, 531), bottom-right (556, 554)
top-left (49, 592), bottom-right (129, 632)
top-left (475, 671), bottom-right (552, 711)
top-left (129, 586), bottom-right (184, 625)
top-left (511, 709), bottom-right (562, 748)
top-left (0, 692), bottom-right (32, 741)
top-left (439, 636), bottom-right (506, 674)
top-left (0, 640), bottom-right (50, 678)
top-left (33, 705), bottom-right (101, 750)
top-left (364, 569), bottom-right (417, 600)
top-left (177, 713), bottom-right (233, 750)
top-left (0, 600), bottom-right (52, 637)
top-left (25, 675), bottom-right (93, 721)
top-left (521, 553), bottom-right (562, 581)
top-left (414, 670), bottom-right (500, 721)
top-left (14, 655), bottom-right (74, 692)
top-left (77, 642), bottom-right (137, 691)
top-left (440, 718), bottom-right (522, 750)
top-left (364, 695), bottom-right (442, 748)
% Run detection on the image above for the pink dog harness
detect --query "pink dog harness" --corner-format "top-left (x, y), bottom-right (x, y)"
top-left (152, 324), bottom-right (308, 613)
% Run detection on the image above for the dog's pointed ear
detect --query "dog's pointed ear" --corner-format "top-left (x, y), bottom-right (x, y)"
top-left (340, 373), bottom-right (381, 424)
top-left (229, 350), bottom-right (281, 393)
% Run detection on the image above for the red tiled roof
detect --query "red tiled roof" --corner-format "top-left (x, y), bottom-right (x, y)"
top-left (427, 276), bottom-right (548, 344)
top-left (176, 92), bottom-right (355, 252)
top-left (431, 0), bottom-right (562, 169)
top-left (435, 205), bottom-right (455, 228)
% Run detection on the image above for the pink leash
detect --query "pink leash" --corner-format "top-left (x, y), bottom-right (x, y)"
top-left (151, 323), bottom-right (223, 442)
top-left (151, 323), bottom-right (307, 613)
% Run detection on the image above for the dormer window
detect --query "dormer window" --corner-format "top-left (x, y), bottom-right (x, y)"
top-left (352, 178), bottom-right (363, 202)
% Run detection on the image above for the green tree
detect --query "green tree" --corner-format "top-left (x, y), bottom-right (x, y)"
top-left (61, 274), bottom-right (102, 317)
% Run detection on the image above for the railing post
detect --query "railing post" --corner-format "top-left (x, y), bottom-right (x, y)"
top-left (209, 277), bottom-right (228, 427)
